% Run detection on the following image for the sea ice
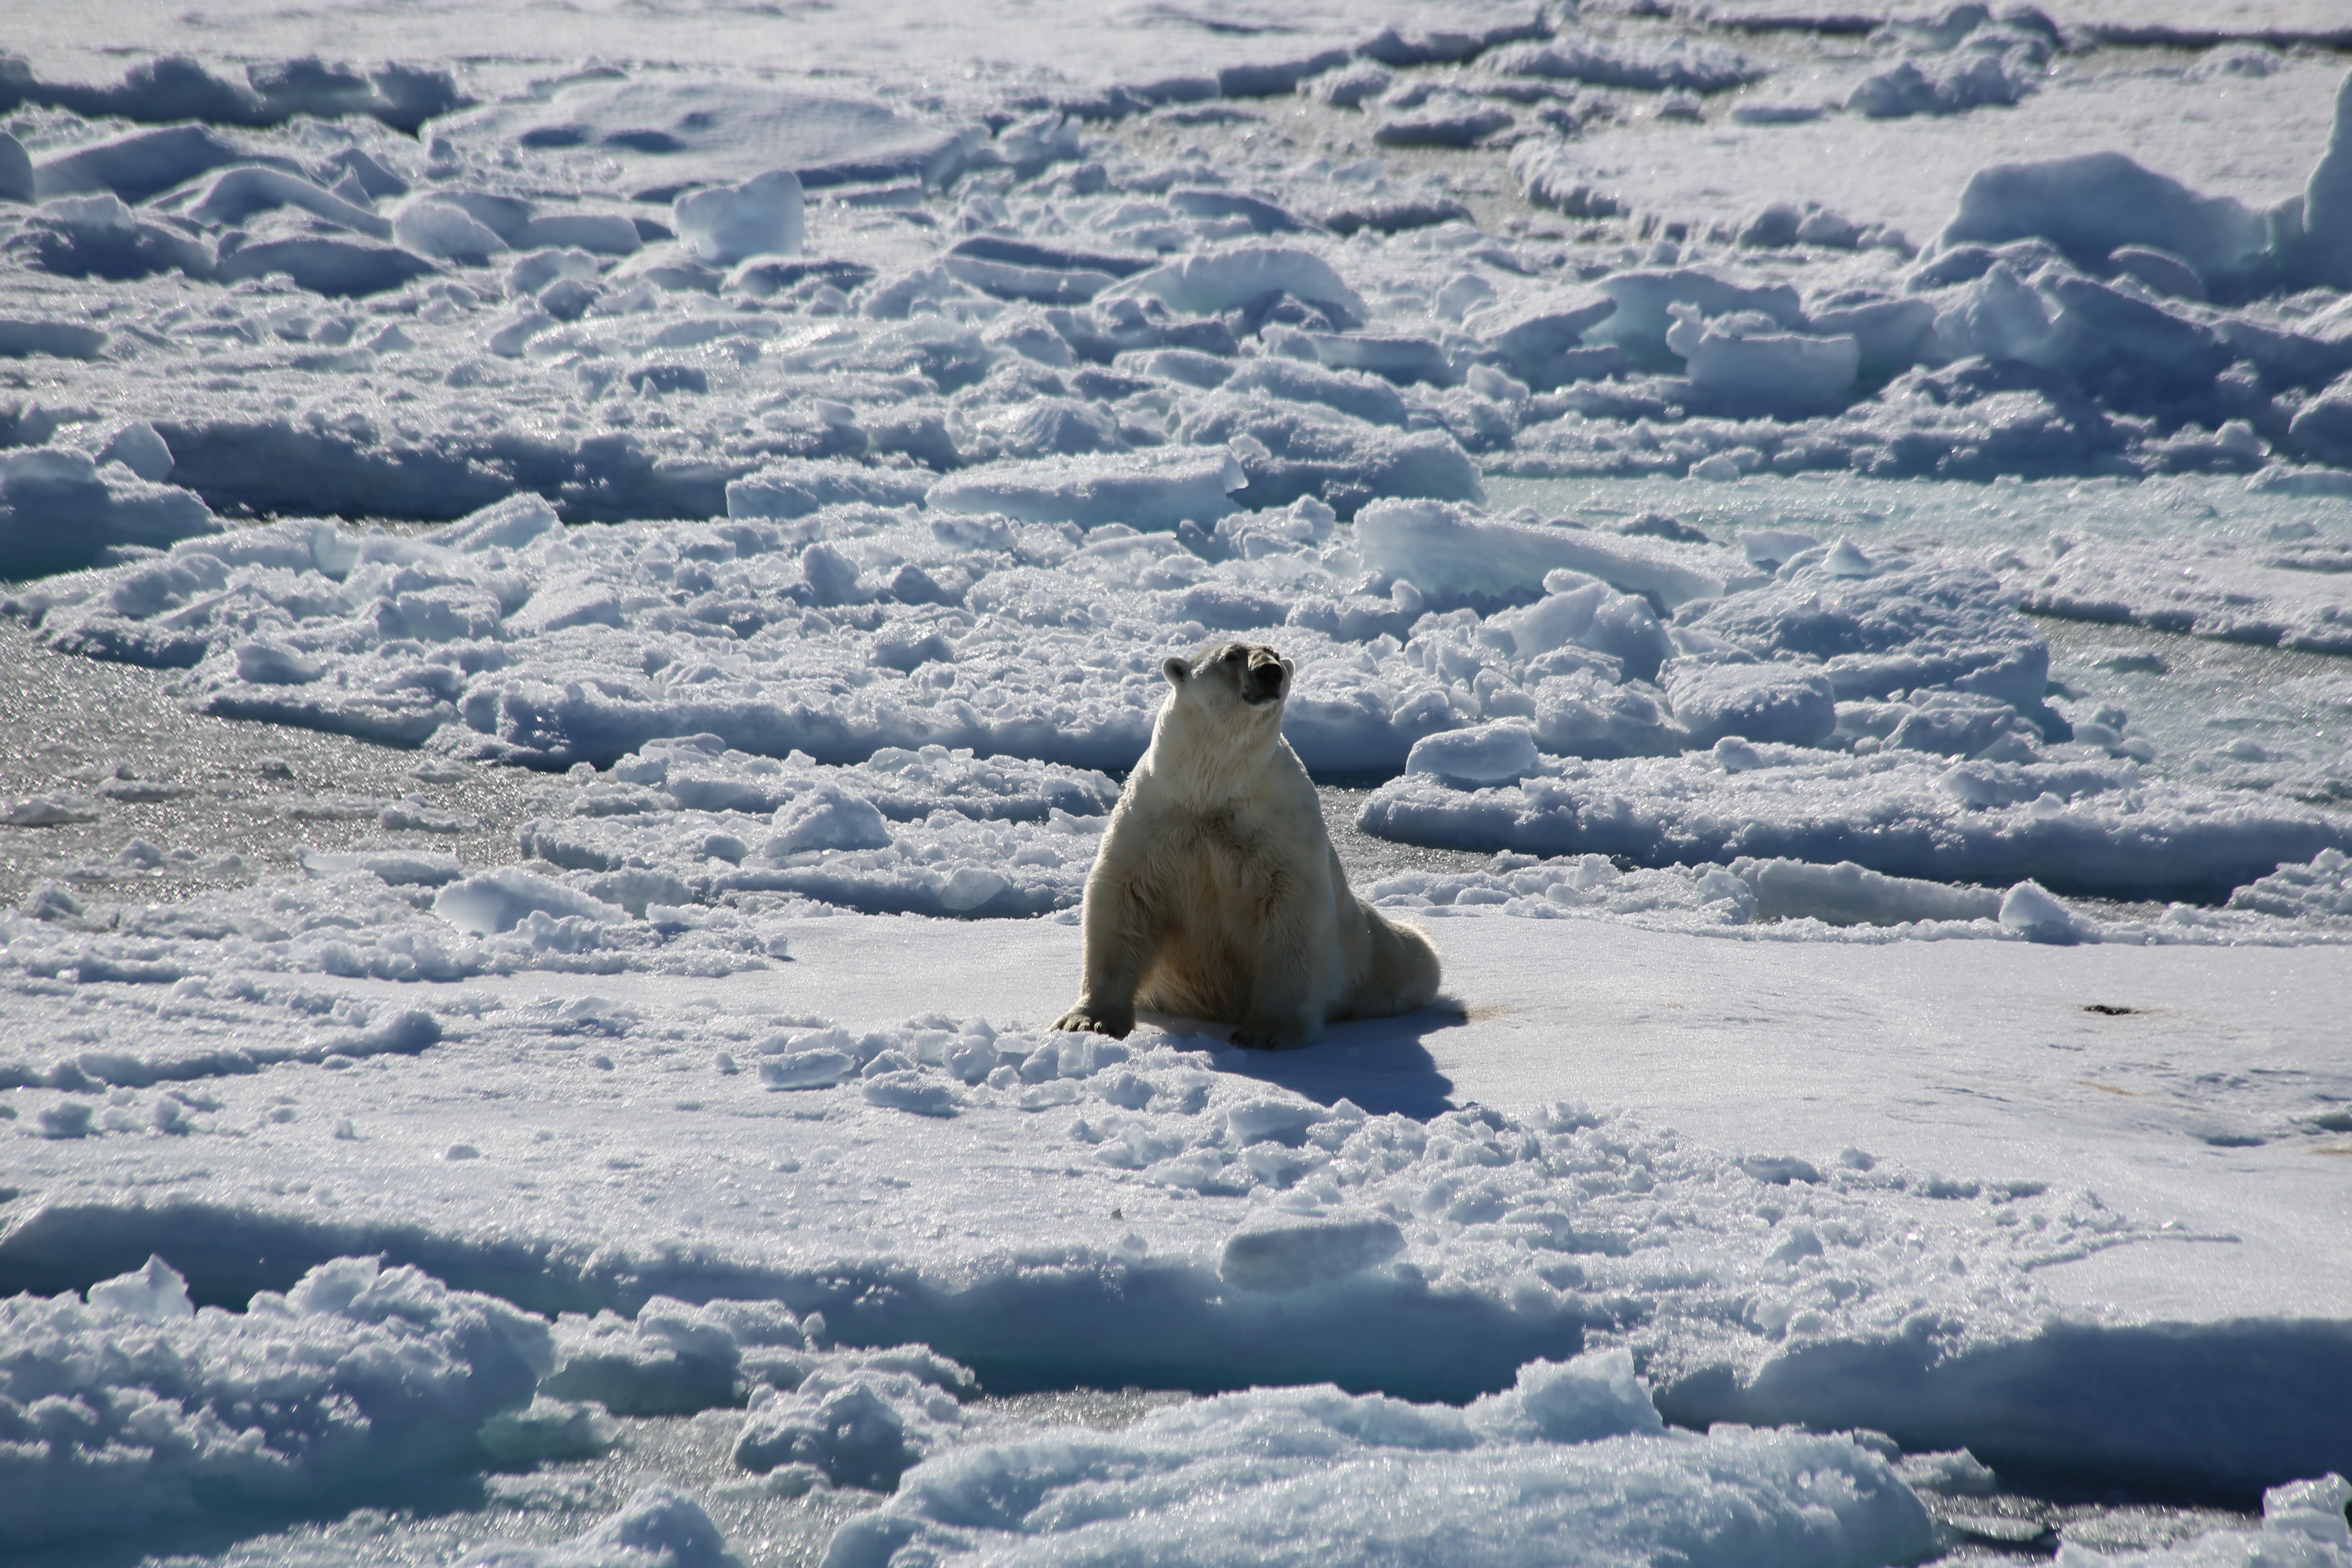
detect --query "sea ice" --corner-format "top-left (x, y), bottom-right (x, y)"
top-left (1, 12), bottom-right (2350, 1563)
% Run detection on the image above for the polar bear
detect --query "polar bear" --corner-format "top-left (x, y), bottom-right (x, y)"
top-left (1053, 640), bottom-right (1443, 1049)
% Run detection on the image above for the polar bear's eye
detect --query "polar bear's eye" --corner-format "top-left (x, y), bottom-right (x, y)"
top-left (1221, 648), bottom-right (1243, 663)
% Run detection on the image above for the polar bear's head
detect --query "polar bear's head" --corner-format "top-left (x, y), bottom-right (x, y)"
top-left (1162, 641), bottom-right (1293, 734)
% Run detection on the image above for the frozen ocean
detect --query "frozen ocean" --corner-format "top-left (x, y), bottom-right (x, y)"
top-left (0, 0), bottom-right (2349, 1563)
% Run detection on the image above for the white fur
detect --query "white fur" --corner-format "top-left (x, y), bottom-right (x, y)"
top-left (1054, 641), bottom-right (1443, 1049)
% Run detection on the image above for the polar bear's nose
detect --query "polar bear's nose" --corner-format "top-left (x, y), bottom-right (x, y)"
top-left (1250, 663), bottom-right (1284, 699)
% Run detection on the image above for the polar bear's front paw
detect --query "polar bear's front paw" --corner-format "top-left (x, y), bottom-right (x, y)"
top-left (1054, 1006), bottom-right (1133, 1038)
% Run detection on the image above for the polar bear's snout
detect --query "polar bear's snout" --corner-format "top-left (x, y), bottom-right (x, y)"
top-left (1244, 657), bottom-right (1286, 704)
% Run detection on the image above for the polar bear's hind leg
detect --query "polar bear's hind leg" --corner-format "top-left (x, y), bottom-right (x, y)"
top-left (1339, 907), bottom-right (1443, 1020)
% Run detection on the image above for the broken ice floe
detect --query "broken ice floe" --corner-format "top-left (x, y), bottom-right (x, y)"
top-left (7, 473), bottom-right (2346, 922)
top-left (7, 46), bottom-right (2352, 565)
top-left (0, 1255), bottom-right (548, 1551)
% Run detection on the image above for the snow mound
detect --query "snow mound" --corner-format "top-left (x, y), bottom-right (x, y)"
top-left (734, 1359), bottom-right (971, 1488)
top-left (0, 1255), bottom-right (549, 1551)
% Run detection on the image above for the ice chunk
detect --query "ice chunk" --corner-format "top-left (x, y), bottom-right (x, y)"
top-left (436, 77), bottom-right (975, 198)
top-left (728, 460), bottom-right (932, 519)
top-left (1938, 152), bottom-right (2272, 290)
top-left (944, 235), bottom-right (1155, 302)
top-left (429, 492), bottom-right (563, 552)
top-left (1467, 1348), bottom-right (1668, 1444)
top-left (213, 236), bottom-right (438, 296)
top-left (1731, 101), bottom-right (1826, 126)
top-left (435, 867), bottom-right (626, 934)
top-left (1886, 691), bottom-right (2040, 758)
top-left (2039, 274), bottom-right (2232, 391)
top-left (0, 130), bottom-right (30, 204)
top-left (299, 847), bottom-right (463, 886)
top-left (928, 447), bottom-right (1246, 531)
top-left (512, 211), bottom-right (642, 255)
top-left (392, 197), bottom-right (506, 263)
top-left (7, 194), bottom-right (212, 283)
top-left (1105, 244), bottom-right (1368, 328)
top-left (186, 165), bottom-right (391, 238)
top-left (1488, 575), bottom-right (1675, 678)
top-left (768, 785), bottom-right (893, 855)
top-left (1357, 499), bottom-right (1725, 608)
top-left (1304, 61), bottom-right (1394, 108)
top-left (1225, 357), bottom-right (1410, 426)
top-left (0, 314), bottom-right (108, 360)
top-left (1667, 660), bottom-right (1838, 748)
top-left (1184, 399), bottom-right (1484, 516)
top-left (85, 1254), bottom-right (196, 1322)
top-left (476, 1397), bottom-right (618, 1465)
top-left (1512, 138), bottom-right (1628, 220)
top-left (1588, 268), bottom-right (1804, 366)
top-left (2228, 849), bottom-right (2352, 923)
top-left (1998, 879), bottom-right (2084, 943)
top-left (1468, 287), bottom-right (1619, 388)
top-left (1531, 670), bottom-right (1688, 758)
top-left (0, 446), bottom-right (220, 579)
top-left (1667, 305), bottom-right (1859, 405)
top-left (2108, 245), bottom-right (2207, 303)
top-left (89, 419), bottom-right (174, 482)
top-left (2302, 74), bottom-right (2352, 289)
top-left (1735, 857), bottom-right (2004, 925)
top-left (545, 1294), bottom-right (810, 1414)
top-left (1220, 1214), bottom-right (1407, 1292)
top-left (1849, 49), bottom-right (2036, 119)
top-left (1360, 748), bottom-right (2343, 901)
top-left (1407, 721), bottom-right (1541, 783)
top-left (31, 124), bottom-right (251, 204)
top-left (673, 169), bottom-right (805, 266)
top-left (1805, 293), bottom-right (1938, 381)
top-left (1740, 529), bottom-right (1818, 570)
top-left (1374, 94), bottom-right (1514, 149)
top-left (2, 793), bottom-right (103, 827)
top-left (1357, 7), bottom-right (1551, 67)
top-left (1482, 35), bottom-right (1767, 93)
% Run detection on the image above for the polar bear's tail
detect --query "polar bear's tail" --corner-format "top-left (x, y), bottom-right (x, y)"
top-left (1342, 904), bottom-right (1443, 1020)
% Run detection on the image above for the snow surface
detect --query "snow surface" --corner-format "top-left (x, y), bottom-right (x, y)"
top-left (3, 0), bottom-right (2352, 1562)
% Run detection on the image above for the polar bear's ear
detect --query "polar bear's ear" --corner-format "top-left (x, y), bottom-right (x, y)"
top-left (1162, 655), bottom-right (1191, 685)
